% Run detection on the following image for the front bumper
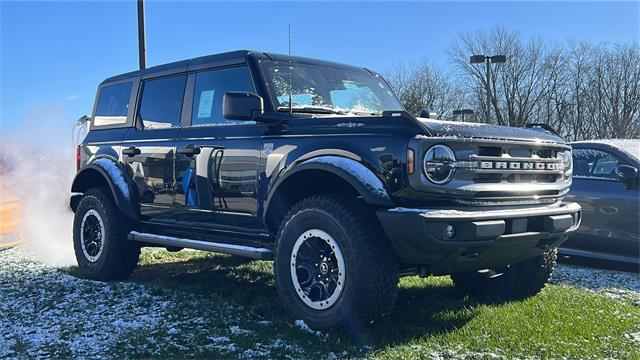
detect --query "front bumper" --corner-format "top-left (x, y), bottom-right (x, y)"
top-left (377, 201), bottom-right (581, 275)
top-left (0, 232), bottom-right (22, 249)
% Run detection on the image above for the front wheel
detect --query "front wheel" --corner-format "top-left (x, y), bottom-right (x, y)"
top-left (274, 195), bottom-right (399, 331)
top-left (73, 188), bottom-right (140, 281)
top-left (451, 248), bottom-right (557, 299)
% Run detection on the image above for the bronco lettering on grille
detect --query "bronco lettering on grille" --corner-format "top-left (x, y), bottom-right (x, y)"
top-left (478, 161), bottom-right (559, 170)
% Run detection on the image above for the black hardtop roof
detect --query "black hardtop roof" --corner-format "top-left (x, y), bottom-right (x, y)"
top-left (101, 50), bottom-right (369, 84)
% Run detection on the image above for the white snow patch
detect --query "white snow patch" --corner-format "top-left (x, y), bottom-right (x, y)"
top-left (552, 264), bottom-right (640, 301)
top-left (624, 332), bottom-right (640, 344)
top-left (0, 248), bottom-right (306, 358)
top-left (229, 325), bottom-right (254, 336)
top-left (208, 335), bottom-right (230, 343)
top-left (0, 248), bottom-right (166, 358)
top-left (93, 158), bottom-right (130, 198)
top-left (334, 122), bottom-right (365, 128)
top-left (294, 320), bottom-right (322, 336)
top-left (303, 156), bottom-right (390, 200)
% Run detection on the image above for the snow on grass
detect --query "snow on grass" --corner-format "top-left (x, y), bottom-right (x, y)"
top-left (551, 263), bottom-right (640, 302)
top-left (0, 248), bottom-right (167, 358)
top-left (0, 248), bottom-right (306, 359)
top-left (295, 320), bottom-right (323, 337)
top-left (229, 325), bottom-right (254, 336)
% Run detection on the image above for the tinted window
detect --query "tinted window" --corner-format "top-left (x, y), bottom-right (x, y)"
top-left (573, 148), bottom-right (624, 179)
top-left (191, 67), bottom-right (255, 126)
top-left (138, 75), bottom-right (187, 129)
top-left (94, 82), bottom-right (132, 126)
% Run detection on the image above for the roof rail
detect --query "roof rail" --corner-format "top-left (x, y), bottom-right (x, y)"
top-left (525, 123), bottom-right (560, 137)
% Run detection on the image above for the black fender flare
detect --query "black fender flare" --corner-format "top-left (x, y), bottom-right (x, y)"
top-left (264, 155), bottom-right (394, 222)
top-left (70, 158), bottom-right (139, 220)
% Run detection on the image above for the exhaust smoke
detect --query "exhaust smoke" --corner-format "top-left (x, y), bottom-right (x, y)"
top-left (0, 107), bottom-right (87, 266)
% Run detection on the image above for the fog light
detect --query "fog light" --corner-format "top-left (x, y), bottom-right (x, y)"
top-left (444, 224), bottom-right (456, 240)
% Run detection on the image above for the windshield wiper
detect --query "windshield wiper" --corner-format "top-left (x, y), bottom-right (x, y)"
top-left (348, 110), bottom-right (378, 116)
top-left (277, 106), bottom-right (347, 115)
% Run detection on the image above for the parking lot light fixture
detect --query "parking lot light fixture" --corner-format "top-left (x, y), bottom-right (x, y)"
top-left (453, 109), bottom-right (474, 121)
top-left (469, 54), bottom-right (507, 121)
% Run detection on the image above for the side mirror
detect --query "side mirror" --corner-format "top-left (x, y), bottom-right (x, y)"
top-left (419, 109), bottom-right (437, 118)
top-left (615, 164), bottom-right (638, 188)
top-left (76, 115), bottom-right (91, 125)
top-left (223, 92), bottom-right (264, 121)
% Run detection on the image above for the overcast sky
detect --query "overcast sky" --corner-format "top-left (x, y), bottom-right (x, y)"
top-left (1, 1), bottom-right (638, 130)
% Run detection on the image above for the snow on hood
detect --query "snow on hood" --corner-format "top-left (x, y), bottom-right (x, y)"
top-left (418, 118), bottom-right (565, 143)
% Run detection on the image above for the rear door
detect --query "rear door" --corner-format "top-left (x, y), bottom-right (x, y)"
top-left (123, 74), bottom-right (187, 221)
top-left (174, 66), bottom-right (267, 234)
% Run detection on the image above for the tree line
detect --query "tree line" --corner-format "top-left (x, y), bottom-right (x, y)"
top-left (385, 27), bottom-right (640, 140)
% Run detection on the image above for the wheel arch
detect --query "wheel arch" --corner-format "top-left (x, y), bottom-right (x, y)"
top-left (263, 155), bottom-right (393, 234)
top-left (70, 159), bottom-right (139, 220)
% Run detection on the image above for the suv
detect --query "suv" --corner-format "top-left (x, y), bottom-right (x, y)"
top-left (71, 50), bottom-right (581, 330)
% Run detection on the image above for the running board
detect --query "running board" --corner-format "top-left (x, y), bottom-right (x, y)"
top-left (128, 231), bottom-right (273, 260)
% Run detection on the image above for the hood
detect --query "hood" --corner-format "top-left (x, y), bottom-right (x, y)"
top-left (418, 118), bottom-right (565, 144)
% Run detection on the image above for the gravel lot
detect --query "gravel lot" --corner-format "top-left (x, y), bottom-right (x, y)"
top-left (1, 247), bottom-right (638, 359)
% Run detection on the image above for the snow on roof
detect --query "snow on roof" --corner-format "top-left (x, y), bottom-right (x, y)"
top-left (572, 139), bottom-right (640, 162)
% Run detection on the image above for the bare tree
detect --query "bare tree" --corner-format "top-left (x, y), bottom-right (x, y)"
top-left (385, 27), bottom-right (639, 140)
top-left (385, 62), bottom-right (464, 118)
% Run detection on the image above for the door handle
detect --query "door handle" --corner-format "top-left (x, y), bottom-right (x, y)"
top-left (177, 145), bottom-right (201, 157)
top-left (123, 146), bottom-right (141, 157)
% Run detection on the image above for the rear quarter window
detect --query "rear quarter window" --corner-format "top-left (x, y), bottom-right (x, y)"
top-left (93, 82), bottom-right (133, 127)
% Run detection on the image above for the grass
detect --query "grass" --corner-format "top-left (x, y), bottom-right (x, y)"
top-left (62, 248), bottom-right (638, 359)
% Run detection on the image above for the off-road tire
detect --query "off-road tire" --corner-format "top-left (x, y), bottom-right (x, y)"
top-left (451, 248), bottom-right (557, 299)
top-left (274, 195), bottom-right (399, 331)
top-left (73, 187), bottom-right (140, 280)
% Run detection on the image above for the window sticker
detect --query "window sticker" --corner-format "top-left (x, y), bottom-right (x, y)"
top-left (277, 93), bottom-right (312, 106)
top-left (197, 90), bottom-right (215, 118)
top-left (342, 80), bottom-right (359, 90)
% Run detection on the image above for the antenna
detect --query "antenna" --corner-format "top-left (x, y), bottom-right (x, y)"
top-left (288, 24), bottom-right (293, 115)
top-left (137, 0), bottom-right (146, 70)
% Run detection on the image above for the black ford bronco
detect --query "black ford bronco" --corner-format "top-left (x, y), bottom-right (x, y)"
top-left (71, 50), bottom-right (581, 330)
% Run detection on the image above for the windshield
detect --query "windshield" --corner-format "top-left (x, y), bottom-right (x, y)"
top-left (261, 62), bottom-right (404, 115)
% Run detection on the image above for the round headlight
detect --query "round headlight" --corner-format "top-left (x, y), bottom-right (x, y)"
top-left (423, 144), bottom-right (456, 184)
top-left (560, 151), bottom-right (572, 177)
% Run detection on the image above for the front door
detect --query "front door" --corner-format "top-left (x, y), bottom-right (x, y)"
top-left (174, 66), bottom-right (266, 233)
top-left (123, 74), bottom-right (187, 221)
top-left (566, 147), bottom-right (640, 259)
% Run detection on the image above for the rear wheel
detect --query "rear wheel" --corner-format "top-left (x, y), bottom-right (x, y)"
top-left (274, 195), bottom-right (399, 331)
top-left (451, 248), bottom-right (557, 299)
top-left (73, 187), bottom-right (140, 280)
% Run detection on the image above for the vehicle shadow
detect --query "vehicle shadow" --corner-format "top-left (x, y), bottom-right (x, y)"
top-left (122, 252), bottom-right (511, 347)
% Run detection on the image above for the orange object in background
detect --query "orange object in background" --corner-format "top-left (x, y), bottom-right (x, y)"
top-left (0, 187), bottom-right (23, 249)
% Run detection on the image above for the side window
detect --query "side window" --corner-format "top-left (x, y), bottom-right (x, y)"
top-left (191, 67), bottom-right (255, 126)
top-left (94, 82), bottom-right (132, 127)
top-left (573, 148), bottom-right (623, 179)
top-left (593, 153), bottom-right (622, 178)
top-left (138, 75), bottom-right (187, 130)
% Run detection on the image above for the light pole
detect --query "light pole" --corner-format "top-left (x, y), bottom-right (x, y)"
top-left (453, 109), bottom-right (474, 122)
top-left (470, 54), bottom-right (506, 121)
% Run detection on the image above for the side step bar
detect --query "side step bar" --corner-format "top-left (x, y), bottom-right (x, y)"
top-left (128, 231), bottom-right (274, 260)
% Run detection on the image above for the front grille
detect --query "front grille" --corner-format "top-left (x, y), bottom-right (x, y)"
top-left (468, 145), bottom-right (564, 184)
top-left (410, 136), bottom-right (572, 206)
